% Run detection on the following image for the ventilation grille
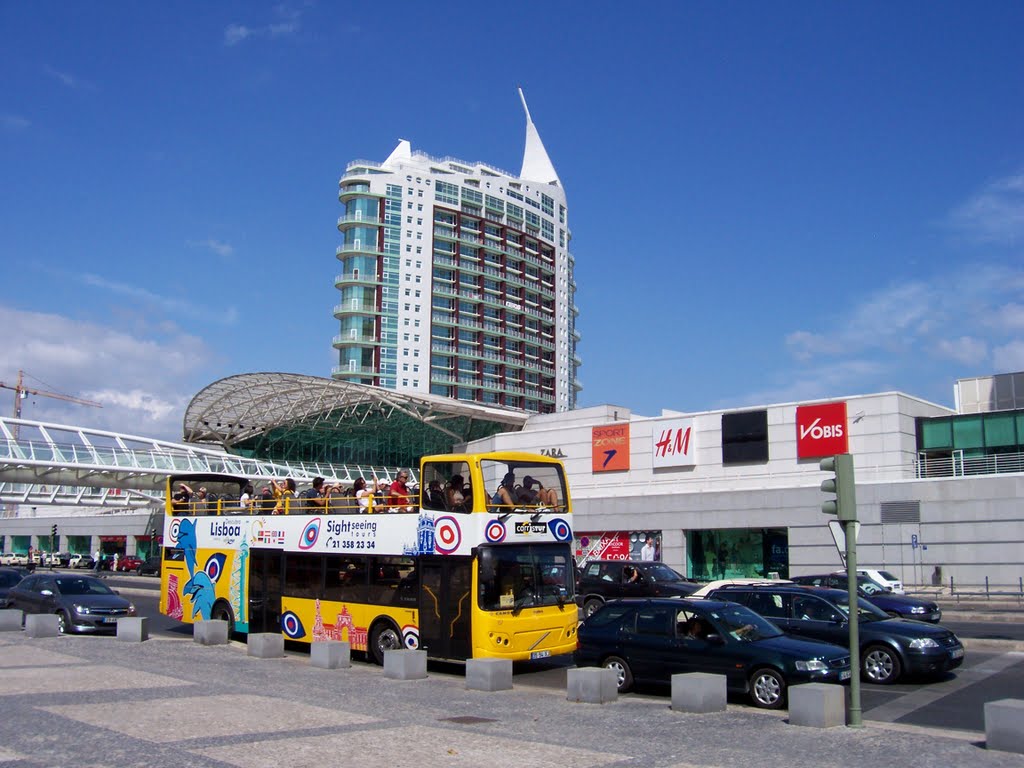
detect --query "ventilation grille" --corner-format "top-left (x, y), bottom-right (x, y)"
top-left (880, 500), bottom-right (921, 524)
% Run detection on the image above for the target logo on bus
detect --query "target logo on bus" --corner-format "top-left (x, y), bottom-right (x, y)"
top-left (204, 553), bottom-right (227, 583)
top-left (549, 518), bottom-right (572, 543)
top-left (298, 517), bottom-right (321, 550)
top-left (485, 520), bottom-right (507, 543)
top-left (280, 611), bottom-right (306, 639)
top-left (168, 518), bottom-right (181, 545)
top-left (433, 515), bottom-right (462, 554)
top-left (402, 625), bottom-right (420, 649)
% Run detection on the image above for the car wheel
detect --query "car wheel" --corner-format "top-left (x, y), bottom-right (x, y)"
top-left (602, 655), bottom-right (634, 692)
top-left (368, 621), bottom-right (402, 665)
top-left (749, 667), bottom-right (786, 709)
top-left (863, 644), bottom-right (902, 684)
top-left (583, 598), bottom-right (604, 618)
top-left (56, 610), bottom-right (72, 635)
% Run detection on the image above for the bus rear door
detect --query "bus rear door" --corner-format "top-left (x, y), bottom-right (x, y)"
top-left (418, 556), bottom-right (472, 660)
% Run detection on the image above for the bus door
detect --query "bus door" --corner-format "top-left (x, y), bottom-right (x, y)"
top-left (248, 549), bottom-right (283, 634)
top-left (418, 556), bottom-right (472, 660)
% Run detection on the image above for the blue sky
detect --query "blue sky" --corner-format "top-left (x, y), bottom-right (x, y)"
top-left (2, 2), bottom-right (1023, 441)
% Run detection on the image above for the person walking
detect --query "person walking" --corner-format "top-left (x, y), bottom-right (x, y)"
top-left (93, 548), bottom-right (101, 574)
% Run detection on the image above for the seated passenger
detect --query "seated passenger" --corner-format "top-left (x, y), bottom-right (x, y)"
top-left (519, 476), bottom-right (558, 509)
top-left (425, 479), bottom-right (446, 510)
top-left (445, 474), bottom-right (468, 512)
top-left (491, 471), bottom-right (517, 509)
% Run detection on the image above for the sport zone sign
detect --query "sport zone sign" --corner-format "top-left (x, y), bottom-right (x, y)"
top-left (796, 402), bottom-right (848, 458)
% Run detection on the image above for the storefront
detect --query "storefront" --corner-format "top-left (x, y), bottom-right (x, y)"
top-left (574, 530), bottom-right (662, 565)
top-left (686, 528), bottom-right (789, 580)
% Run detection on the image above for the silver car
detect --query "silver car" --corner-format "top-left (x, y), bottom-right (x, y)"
top-left (7, 574), bottom-right (136, 633)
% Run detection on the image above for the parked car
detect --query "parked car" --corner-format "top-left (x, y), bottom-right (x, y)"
top-left (0, 552), bottom-right (28, 566)
top-left (791, 574), bottom-right (941, 622)
top-left (136, 556), bottom-right (161, 576)
top-left (836, 568), bottom-right (904, 594)
top-left (49, 552), bottom-right (72, 568)
top-left (576, 597), bottom-right (851, 709)
top-left (0, 567), bottom-right (27, 607)
top-left (116, 555), bottom-right (143, 572)
top-left (705, 583), bottom-right (963, 684)
top-left (6, 573), bottom-right (136, 634)
top-left (69, 554), bottom-right (95, 569)
top-left (575, 560), bottom-right (699, 617)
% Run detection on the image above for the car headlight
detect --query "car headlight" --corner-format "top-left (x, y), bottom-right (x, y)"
top-left (910, 606), bottom-right (926, 614)
top-left (73, 604), bottom-right (91, 615)
top-left (127, 603), bottom-right (137, 616)
top-left (795, 659), bottom-right (828, 672)
top-left (909, 637), bottom-right (939, 649)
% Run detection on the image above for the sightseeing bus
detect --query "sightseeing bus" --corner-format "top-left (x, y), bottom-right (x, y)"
top-left (157, 451), bottom-right (577, 663)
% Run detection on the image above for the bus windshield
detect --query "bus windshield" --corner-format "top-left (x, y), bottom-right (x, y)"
top-left (478, 544), bottom-right (574, 612)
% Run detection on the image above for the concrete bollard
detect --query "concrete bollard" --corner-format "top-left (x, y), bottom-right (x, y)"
top-left (311, 640), bottom-right (351, 669)
top-left (0, 609), bottom-right (23, 632)
top-left (247, 632), bottom-right (285, 658)
top-left (567, 667), bottom-right (618, 704)
top-left (986, 698), bottom-right (1024, 754)
top-left (25, 614), bottom-right (60, 638)
top-left (671, 672), bottom-right (727, 713)
top-left (789, 683), bottom-right (846, 728)
top-left (383, 649), bottom-right (428, 680)
top-left (117, 616), bottom-right (149, 642)
top-left (193, 619), bottom-right (229, 645)
top-left (466, 657), bottom-right (513, 692)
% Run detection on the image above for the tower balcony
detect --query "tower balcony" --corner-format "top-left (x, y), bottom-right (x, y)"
top-left (334, 272), bottom-right (383, 288)
top-left (337, 215), bottom-right (383, 230)
top-left (336, 243), bottom-right (385, 258)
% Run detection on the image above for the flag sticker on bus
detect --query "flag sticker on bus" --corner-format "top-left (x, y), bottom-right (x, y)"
top-left (433, 516), bottom-right (462, 554)
top-left (485, 520), bottom-right (507, 543)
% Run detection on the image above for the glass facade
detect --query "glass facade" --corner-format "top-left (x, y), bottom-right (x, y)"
top-left (686, 528), bottom-right (789, 580)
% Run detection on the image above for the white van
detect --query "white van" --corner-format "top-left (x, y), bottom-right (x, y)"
top-left (834, 568), bottom-right (904, 594)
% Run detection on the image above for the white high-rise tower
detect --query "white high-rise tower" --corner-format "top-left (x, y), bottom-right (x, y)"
top-left (333, 91), bottom-right (580, 413)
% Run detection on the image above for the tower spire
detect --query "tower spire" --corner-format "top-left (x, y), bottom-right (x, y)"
top-left (518, 88), bottom-right (560, 186)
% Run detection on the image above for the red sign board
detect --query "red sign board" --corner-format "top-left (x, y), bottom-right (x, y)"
top-left (576, 532), bottom-right (632, 561)
top-left (796, 401), bottom-right (848, 458)
top-left (592, 424), bottom-right (630, 472)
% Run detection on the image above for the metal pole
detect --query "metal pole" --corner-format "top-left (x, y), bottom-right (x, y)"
top-left (845, 518), bottom-right (861, 728)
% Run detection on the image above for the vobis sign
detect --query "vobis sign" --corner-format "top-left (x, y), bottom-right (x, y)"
top-left (796, 401), bottom-right (848, 458)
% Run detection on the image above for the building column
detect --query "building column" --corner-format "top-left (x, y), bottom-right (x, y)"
top-left (661, 528), bottom-right (686, 575)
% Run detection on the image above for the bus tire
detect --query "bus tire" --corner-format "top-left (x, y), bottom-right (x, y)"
top-left (210, 601), bottom-right (236, 636)
top-left (368, 620), bottom-right (403, 665)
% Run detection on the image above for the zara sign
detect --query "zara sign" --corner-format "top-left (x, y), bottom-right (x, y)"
top-left (795, 401), bottom-right (848, 458)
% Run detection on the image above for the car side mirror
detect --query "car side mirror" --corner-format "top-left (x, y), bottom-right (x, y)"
top-left (40, 589), bottom-right (54, 597)
top-left (704, 633), bottom-right (725, 645)
top-left (831, 614), bottom-right (845, 625)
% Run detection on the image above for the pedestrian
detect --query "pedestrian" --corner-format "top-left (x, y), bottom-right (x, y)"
top-left (93, 549), bottom-right (101, 574)
top-left (113, 552), bottom-right (120, 572)
top-left (27, 545), bottom-right (35, 573)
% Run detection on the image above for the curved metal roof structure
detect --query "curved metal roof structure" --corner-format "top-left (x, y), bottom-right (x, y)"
top-left (183, 373), bottom-right (529, 468)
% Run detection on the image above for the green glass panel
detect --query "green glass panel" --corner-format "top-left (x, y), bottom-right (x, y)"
top-left (952, 415), bottom-right (983, 449)
top-left (919, 418), bottom-right (952, 449)
top-left (983, 413), bottom-right (1017, 447)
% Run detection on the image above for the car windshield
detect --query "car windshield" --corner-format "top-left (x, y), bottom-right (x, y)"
top-left (707, 603), bottom-right (784, 641)
top-left (54, 577), bottom-right (114, 596)
top-left (832, 593), bottom-right (889, 621)
top-left (642, 564), bottom-right (687, 583)
top-left (477, 544), bottom-right (575, 611)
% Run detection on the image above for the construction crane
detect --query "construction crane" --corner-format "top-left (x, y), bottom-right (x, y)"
top-left (1, 369), bottom-right (102, 439)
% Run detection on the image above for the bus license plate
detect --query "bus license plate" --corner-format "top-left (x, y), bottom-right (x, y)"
top-left (530, 650), bottom-right (551, 660)
top-left (840, 669), bottom-right (852, 680)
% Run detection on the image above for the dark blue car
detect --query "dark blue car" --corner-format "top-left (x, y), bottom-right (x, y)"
top-left (791, 574), bottom-right (941, 622)
top-left (576, 597), bottom-right (851, 709)
top-left (707, 584), bottom-right (963, 684)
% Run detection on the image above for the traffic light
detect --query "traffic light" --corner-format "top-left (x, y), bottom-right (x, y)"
top-left (51, 524), bottom-right (58, 538)
top-left (820, 453), bottom-right (857, 521)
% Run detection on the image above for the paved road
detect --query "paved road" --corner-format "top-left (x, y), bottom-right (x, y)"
top-left (106, 579), bottom-right (1024, 738)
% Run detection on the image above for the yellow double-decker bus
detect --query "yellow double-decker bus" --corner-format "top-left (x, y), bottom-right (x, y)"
top-left (158, 451), bottom-right (577, 663)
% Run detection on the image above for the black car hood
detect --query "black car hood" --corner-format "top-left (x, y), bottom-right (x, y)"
top-left (651, 582), bottom-right (700, 597)
top-left (860, 616), bottom-right (952, 639)
top-left (867, 593), bottom-right (937, 611)
top-left (754, 633), bottom-right (849, 660)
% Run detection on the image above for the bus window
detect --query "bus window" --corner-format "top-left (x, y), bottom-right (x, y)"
top-left (478, 545), bottom-right (574, 611)
top-left (368, 556), bottom-right (414, 605)
top-left (420, 460), bottom-right (471, 512)
top-left (285, 554), bottom-right (322, 599)
top-left (325, 556), bottom-right (367, 604)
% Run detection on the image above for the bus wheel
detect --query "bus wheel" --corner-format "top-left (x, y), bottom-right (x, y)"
top-left (210, 601), bottom-right (236, 636)
top-left (369, 621), bottom-right (402, 665)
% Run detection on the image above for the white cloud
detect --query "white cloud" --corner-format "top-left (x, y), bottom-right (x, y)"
top-left (1, 114), bottom-right (31, 130)
top-left (950, 172), bottom-right (1024, 244)
top-left (224, 7), bottom-right (302, 46)
top-left (43, 66), bottom-right (95, 91)
top-left (76, 271), bottom-right (237, 326)
top-left (188, 238), bottom-right (234, 258)
top-left (993, 340), bottom-right (1024, 373)
top-left (991, 303), bottom-right (1024, 332)
top-left (0, 305), bottom-right (210, 440)
top-left (934, 336), bottom-right (988, 366)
